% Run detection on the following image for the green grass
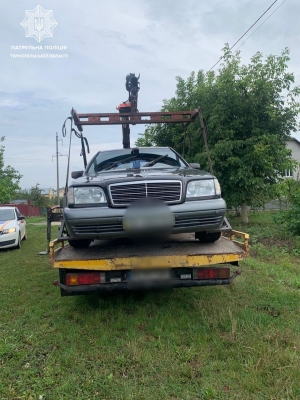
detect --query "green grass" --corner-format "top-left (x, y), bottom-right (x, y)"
top-left (1, 212), bottom-right (300, 399)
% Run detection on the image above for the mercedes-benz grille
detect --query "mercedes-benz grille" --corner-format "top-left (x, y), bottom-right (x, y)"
top-left (109, 180), bottom-right (182, 205)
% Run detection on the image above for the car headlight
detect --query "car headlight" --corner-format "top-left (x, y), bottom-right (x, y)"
top-left (186, 179), bottom-right (221, 198)
top-left (2, 228), bottom-right (16, 234)
top-left (67, 187), bottom-right (107, 204)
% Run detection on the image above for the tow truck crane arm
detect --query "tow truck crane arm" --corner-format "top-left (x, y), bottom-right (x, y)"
top-left (71, 73), bottom-right (199, 151)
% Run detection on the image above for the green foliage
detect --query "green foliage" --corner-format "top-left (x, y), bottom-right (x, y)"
top-left (0, 137), bottom-right (22, 203)
top-left (271, 178), bottom-right (300, 209)
top-left (135, 131), bottom-right (153, 147)
top-left (12, 188), bottom-right (30, 201)
top-left (14, 184), bottom-right (55, 207)
top-left (28, 183), bottom-right (48, 207)
top-left (138, 47), bottom-right (300, 213)
top-left (275, 182), bottom-right (300, 235)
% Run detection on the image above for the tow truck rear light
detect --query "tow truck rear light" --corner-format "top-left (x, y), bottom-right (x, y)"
top-left (66, 272), bottom-right (105, 286)
top-left (193, 267), bottom-right (230, 280)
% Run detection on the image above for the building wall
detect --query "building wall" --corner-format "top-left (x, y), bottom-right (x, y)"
top-left (286, 139), bottom-right (300, 180)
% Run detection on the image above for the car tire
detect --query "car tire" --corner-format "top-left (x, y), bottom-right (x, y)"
top-left (68, 239), bottom-right (92, 248)
top-left (16, 233), bottom-right (21, 249)
top-left (22, 230), bottom-right (27, 241)
top-left (195, 231), bottom-right (221, 243)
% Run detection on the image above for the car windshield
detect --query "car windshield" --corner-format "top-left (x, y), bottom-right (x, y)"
top-left (87, 148), bottom-right (188, 174)
top-left (0, 209), bottom-right (15, 221)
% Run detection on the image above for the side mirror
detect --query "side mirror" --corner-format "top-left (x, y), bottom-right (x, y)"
top-left (18, 216), bottom-right (26, 220)
top-left (190, 163), bottom-right (200, 170)
top-left (71, 170), bottom-right (84, 179)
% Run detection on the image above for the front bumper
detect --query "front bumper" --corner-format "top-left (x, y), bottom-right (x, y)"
top-left (0, 232), bottom-right (18, 249)
top-left (64, 199), bottom-right (226, 240)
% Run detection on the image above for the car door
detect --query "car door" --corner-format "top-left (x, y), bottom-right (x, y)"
top-left (15, 208), bottom-right (25, 239)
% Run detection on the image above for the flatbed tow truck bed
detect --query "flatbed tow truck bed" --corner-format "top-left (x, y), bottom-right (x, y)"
top-left (50, 231), bottom-right (249, 296)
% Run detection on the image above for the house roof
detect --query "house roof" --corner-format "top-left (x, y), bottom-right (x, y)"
top-left (40, 188), bottom-right (51, 195)
top-left (287, 137), bottom-right (300, 146)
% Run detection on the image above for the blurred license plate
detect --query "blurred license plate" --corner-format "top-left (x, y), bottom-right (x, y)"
top-left (127, 270), bottom-right (171, 282)
top-left (180, 274), bottom-right (192, 280)
top-left (123, 199), bottom-right (174, 232)
top-left (123, 213), bottom-right (174, 231)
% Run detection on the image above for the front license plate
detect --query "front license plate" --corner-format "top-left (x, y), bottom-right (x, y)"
top-left (123, 213), bottom-right (175, 231)
top-left (123, 200), bottom-right (174, 233)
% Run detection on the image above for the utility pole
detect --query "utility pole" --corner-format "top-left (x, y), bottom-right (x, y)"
top-left (56, 132), bottom-right (59, 206)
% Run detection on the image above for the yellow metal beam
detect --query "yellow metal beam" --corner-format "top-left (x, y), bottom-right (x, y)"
top-left (53, 252), bottom-right (246, 271)
top-left (49, 230), bottom-right (249, 271)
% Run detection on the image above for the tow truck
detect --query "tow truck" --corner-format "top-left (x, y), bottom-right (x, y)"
top-left (48, 74), bottom-right (249, 296)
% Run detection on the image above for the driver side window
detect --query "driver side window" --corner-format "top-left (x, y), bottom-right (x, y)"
top-left (15, 208), bottom-right (21, 219)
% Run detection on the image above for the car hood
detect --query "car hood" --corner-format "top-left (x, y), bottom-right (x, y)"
top-left (72, 167), bottom-right (215, 185)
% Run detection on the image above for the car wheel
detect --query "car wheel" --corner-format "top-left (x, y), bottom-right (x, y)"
top-left (195, 231), bottom-right (221, 243)
top-left (68, 239), bottom-right (92, 248)
top-left (16, 233), bottom-right (21, 249)
top-left (22, 230), bottom-right (27, 241)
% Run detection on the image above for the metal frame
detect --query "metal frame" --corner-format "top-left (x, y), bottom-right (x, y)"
top-left (46, 206), bottom-right (71, 252)
top-left (71, 108), bottom-right (200, 132)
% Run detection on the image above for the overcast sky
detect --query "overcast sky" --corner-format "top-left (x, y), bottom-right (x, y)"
top-left (1, 0), bottom-right (299, 189)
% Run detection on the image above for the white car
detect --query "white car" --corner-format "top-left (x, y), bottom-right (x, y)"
top-left (0, 207), bottom-right (27, 249)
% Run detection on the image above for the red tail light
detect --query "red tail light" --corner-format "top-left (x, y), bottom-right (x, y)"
top-left (66, 272), bottom-right (105, 286)
top-left (194, 268), bottom-right (230, 280)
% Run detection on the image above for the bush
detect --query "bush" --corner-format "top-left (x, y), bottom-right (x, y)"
top-left (275, 187), bottom-right (300, 235)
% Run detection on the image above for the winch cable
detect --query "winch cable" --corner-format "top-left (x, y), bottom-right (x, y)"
top-left (62, 116), bottom-right (90, 196)
top-left (62, 116), bottom-right (73, 197)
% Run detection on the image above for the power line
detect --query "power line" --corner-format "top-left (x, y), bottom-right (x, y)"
top-left (209, 0), bottom-right (278, 71)
top-left (229, 0), bottom-right (278, 51)
top-left (236, 0), bottom-right (287, 51)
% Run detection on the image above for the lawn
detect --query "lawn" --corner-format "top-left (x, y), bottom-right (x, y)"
top-left (0, 213), bottom-right (300, 400)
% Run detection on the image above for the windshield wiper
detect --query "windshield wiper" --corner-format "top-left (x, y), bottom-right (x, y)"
top-left (143, 154), bottom-right (168, 168)
top-left (102, 154), bottom-right (138, 171)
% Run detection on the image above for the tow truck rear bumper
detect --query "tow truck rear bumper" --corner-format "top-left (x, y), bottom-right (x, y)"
top-left (54, 270), bottom-right (241, 296)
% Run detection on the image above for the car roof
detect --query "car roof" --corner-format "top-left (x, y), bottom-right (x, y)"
top-left (0, 206), bottom-right (16, 210)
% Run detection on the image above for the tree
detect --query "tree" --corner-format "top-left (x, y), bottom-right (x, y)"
top-left (0, 137), bottom-right (22, 203)
top-left (275, 183), bottom-right (300, 235)
top-left (137, 47), bottom-right (300, 222)
top-left (29, 184), bottom-right (48, 207)
top-left (13, 189), bottom-right (30, 201)
top-left (271, 178), bottom-right (300, 210)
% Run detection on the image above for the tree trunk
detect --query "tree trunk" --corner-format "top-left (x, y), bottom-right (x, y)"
top-left (241, 203), bottom-right (248, 224)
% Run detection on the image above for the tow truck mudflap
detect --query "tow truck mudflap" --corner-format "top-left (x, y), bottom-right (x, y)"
top-left (54, 270), bottom-right (241, 296)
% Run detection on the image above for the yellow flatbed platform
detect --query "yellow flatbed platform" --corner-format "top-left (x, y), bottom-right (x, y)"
top-left (50, 232), bottom-right (249, 270)
top-left (49, 231), bottom-right (249, 296)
